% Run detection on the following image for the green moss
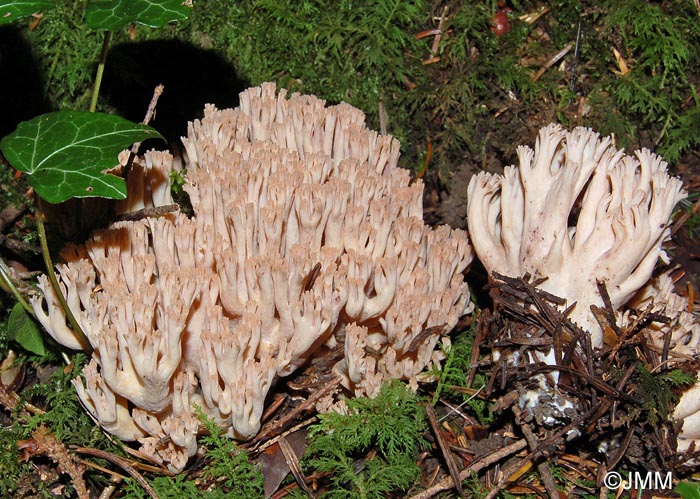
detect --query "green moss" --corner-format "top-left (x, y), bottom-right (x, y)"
top-left (432, 318), bottom-right (493, 425)
top-left (0, 354), bottom-right (122, 495)
top-left (305, 380), bottom-right (428, 498)
top-left (122, 474), bottom-right (217, 499)
top-left (597, 0), bottom-right (700, 161)
top-left (21, 354), bottom-right (114, 448)
top-left (196, 405), bottom-right (264, 497)
top-left (631, 365), bottom-right (694, 425)
top-left (174, 0), bottom-right (427, 143)
top-left (13, 0), bottom-right (700, 171)
top-left (0, 425), bottom-right (31, 496)
top-left (22, 0), bottom-right (103, 111)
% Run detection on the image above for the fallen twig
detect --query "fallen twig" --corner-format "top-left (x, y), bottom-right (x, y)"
top-left (20, 426), bottom-right (89, 499)
top-left (72, 446), bottom-right (160, 499)
top-left (426, 404), bottom-right (465, 498)
top-left (279, 436), bottom-right (315, 498)
top-left (520, 421), bottom-right (558, 499)
top-left (249, 375), bottom-right (342, 445)
top-left (407, 439), bottom-right (528, 499)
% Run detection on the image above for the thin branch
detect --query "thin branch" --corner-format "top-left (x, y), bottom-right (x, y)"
top-left (279, 436), bottom-right (315, 498)
top-left (521, 422), bottom-right (559, 499)
top-left (426, 404), bottom-right (465, 499)
top-left (249, 375), bottom-right (342, 446)
top-left (72, 447), bottom-right (160, 499)
top-left (0, 257), bottom-right (34, 315)
top-left (671, 195), bottom-right (700, 236)
top-left (407, 439), bottom-right (528, 499)
top-left (141, 84), bottom-right (165, 127)
top-left (123, 84), bottom-right (165, 178)
top-left (112, 204), bottom-right (179, 224)
top-left (0, 233), bottom-right (38, 254)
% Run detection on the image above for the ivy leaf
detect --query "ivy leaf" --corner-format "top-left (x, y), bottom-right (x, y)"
top-left (86, 0), bottom-right (191, 30)
top-left (8, 303), bottom-right (45, 356)
top-left (0, 0), bottom-right (55, 25)
top-left (676, 482), bottom-right (700, 499)
top-left (0, 111), bottom-right (162, 203)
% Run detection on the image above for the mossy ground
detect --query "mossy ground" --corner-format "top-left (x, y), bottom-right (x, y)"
top-left (0, 1), bottom-right (699, 497)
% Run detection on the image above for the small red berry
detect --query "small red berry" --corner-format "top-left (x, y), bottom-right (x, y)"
top-left (492, 10), bottom-right (511, 36)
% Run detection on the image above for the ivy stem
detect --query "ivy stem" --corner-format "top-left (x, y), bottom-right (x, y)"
top-left (89, 30), bottom-right (112, 113)
top-left (34, 197), bottom-right (92, 352)
top-left (0, 257), bottom-right (34, 316)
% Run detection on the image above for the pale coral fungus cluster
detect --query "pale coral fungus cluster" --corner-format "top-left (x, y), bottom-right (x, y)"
top-left (31, 83), bottom-right (473, 471)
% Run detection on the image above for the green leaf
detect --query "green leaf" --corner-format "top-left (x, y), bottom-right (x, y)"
top-left (86, 0), bottom-right (191, 30)
top-left (0, 111), bottom-right (162, 203)
top-left (0, 0), bottom-right (55, 25)
top-left (675, 482), bottom-right (700, 499)
top-left (8, 303), bottom-right (45, 356)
